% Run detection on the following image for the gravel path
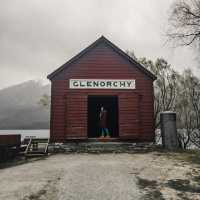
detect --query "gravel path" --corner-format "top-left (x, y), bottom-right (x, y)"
top-left (0, 153), bottom-right (199, 200)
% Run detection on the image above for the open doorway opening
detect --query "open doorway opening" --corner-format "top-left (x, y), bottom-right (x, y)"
top-left (88, 95), bottom-right (119, 138)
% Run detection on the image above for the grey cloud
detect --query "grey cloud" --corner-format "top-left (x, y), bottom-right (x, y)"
top-left (0, 0), bottom-right (199, 89)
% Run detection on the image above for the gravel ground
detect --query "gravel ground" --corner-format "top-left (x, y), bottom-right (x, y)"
top-left (0, 152), bottom-right (199, 200)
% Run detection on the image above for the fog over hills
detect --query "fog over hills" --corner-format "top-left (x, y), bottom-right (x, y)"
top-left (0, 80), bottom-right (50, 129)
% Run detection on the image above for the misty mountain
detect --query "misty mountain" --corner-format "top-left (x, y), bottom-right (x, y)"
top-left (0, 80), bottom-right (50, 129)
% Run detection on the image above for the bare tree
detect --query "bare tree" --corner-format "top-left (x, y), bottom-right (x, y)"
top-left (167, 0), bottom-right (200, 48)
top-left (127, 51), bottom-right (177, 128)
top-left (175, 69), bottom-right (200, 149)
top-left (139, 58), bottom-right (177, 129)
top-left (126, 50), bottom-right (137, 60)
top-left (38, 94), bottom-right (50, 109)
top-left (127, 51), bottom-right (200, 148)
top-left (186, 70), bottom-right (200, 148)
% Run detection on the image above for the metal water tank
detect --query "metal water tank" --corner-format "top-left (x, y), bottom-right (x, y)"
top-left (160, 111), bottom-right (178, 150)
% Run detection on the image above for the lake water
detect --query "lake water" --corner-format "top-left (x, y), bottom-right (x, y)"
top-left (0, 130), bottom-right (49, 141)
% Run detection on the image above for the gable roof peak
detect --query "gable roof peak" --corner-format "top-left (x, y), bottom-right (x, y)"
top-left (47, 36), bottom-right (156, 80)
top-left (94, 35), bottom-right (109, 43)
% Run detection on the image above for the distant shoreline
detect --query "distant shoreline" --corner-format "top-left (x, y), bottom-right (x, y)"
top-left (0, 128), bottom-right (49, 130)
top-left (0, 130), bottom-right (49, 140)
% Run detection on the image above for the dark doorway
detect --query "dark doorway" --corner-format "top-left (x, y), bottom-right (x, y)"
top-left (88, 95), bottom-right (119, 138)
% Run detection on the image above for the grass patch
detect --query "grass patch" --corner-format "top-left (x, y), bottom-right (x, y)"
top-left (137, 177), bottom-right (158, 189)
top-left (136, 177), bottom-right (165, 200)
top-left (146, 190), bottom-right (165, 200)
top-left (23, 189), bottom-right (47, 200)
top-left (0, 156), bottom-right (48, 169)
top-left (192, 175), bottom-right (200, 184)
top-left (166, 179), bottom-right (200, 193)
top-left (153, 149), bottom-right (200, 166)
top-left (177, 193), bottom-right (191, 200)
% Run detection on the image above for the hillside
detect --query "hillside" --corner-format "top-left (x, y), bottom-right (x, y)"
top-left (0, 80), bottom-right (50, 129)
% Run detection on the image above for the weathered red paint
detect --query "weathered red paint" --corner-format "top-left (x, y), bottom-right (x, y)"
top-left (48, 36), bottom-right (156, 142)
top-left (0, 135), bottom-right (21, 146)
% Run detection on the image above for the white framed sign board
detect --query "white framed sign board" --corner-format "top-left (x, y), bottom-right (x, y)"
top-left (69, 79), bottom-right (136, 89)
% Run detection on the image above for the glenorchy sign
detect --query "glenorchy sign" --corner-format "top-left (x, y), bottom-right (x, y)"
top-left (69, 79), bottom-right (136, 89)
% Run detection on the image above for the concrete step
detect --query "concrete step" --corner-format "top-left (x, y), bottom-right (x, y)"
top-left (50, 142), bottom-right (155, 153)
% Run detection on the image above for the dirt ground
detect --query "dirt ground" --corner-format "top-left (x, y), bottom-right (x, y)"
top-left (0, 151), bottom-right (200, 200)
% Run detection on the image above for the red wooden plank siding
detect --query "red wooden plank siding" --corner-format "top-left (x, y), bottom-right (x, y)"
top-left (49, 37), bottom-right (155, 142)
top-left (66, 93), bottom-right (87, 139)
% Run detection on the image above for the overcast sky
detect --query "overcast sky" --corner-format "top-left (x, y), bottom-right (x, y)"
top-left (0, 0), bottom-right (199, 89)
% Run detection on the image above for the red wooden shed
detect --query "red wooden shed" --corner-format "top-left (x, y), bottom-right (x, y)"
top-left (47, 36), bottom-right (156, 142)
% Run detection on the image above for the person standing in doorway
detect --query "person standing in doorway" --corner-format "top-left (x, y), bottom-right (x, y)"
top-left (99, 106), bottom-right (110, 137)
